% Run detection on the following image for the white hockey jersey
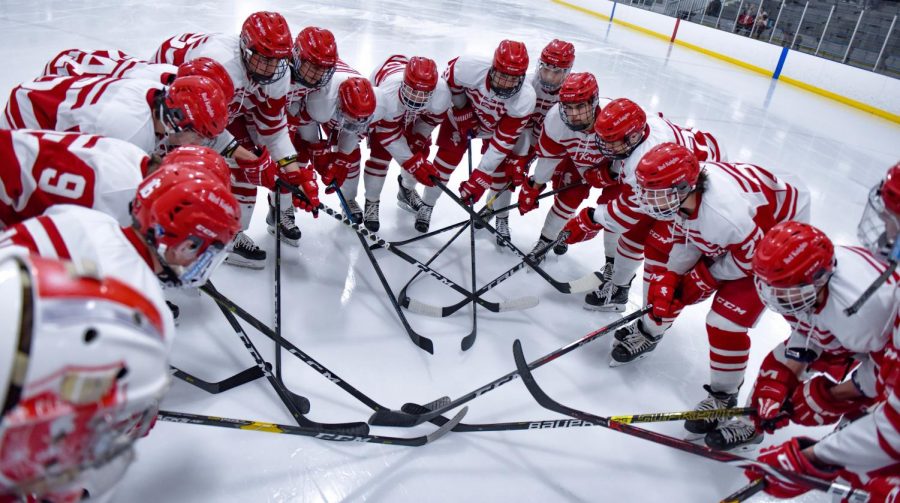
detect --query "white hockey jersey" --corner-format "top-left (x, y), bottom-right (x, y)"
top-left (0, 205), bottom-right (175, 348)
top-left (301, 69), bottom-right (381, 154)
top-left (443, 56), bottom-right (536, 175)
top-left (663, 162), bottom-right (809, 281)
top-left (0, 75), bottom-right (162, 154)
top-left (0, 130), bottom-right (148, 228)
top-left (42, 49), bottom-right (176, 85)
top-left (288, 58), bottom-right (359, 122)
top-left (153, 33), bottom-right (295, 161)
top-left (523, 72), bottom-right (560, 149)
top-left (533, 100), bottom-right (611, 183)
top-left (368, 55), bottom-right (451, 165)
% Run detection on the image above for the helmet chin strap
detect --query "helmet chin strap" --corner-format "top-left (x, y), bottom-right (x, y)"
top-left (140, 229), bottom-right (183, 289)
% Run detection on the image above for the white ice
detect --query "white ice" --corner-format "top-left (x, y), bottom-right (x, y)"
top-left (1, 0), bottom-right (899, 501)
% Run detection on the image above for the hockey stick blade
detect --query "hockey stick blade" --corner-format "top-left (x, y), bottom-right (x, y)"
top-left (170, 365), bottom-right (264, 394)
top-left (511, 339), bottom-right (870, 503)
top-left (157, 408), bottom-right (466, 447)
top-left (404, 295), bottom-right (539, 318)
top-left (719, 478), bottom-right (766, 503)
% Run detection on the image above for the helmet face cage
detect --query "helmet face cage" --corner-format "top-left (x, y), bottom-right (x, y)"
top-left (399, 83), bottom-right (433, 112)
top-left (152, 229), bottom-right (227, 289)
top-left (637, 181), bottom-right (692, 220)
top-left (538, 61), bottom-right (570, 92)
top-left (597, 129), bottom-right (645, 160)
top-left (858, 183), bottom-right (900, 262)
top-left (240, 38), bottom-right (288, 85)
top-left (334, 110), bottom-right (372, 134)
top-left (754, 270), bottom-right (830, 316)
top-left (291, 54), bottom-right (335, 90)
top-left (488, 69), bottom-right (525, 99)
top-left (559, 99), bottom-right (596, 131)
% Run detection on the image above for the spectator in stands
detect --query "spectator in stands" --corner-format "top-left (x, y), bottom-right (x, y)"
top-left (753, 10), bottom-right (769, 38)
top-left (706, 0), bottom-right (722, 18)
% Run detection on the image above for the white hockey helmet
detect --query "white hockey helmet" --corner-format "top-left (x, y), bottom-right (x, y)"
top-left (0, 248), bottom-right (170, 500)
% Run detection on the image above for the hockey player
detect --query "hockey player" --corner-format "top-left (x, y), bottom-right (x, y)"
top-left (564, 144), bottom-right (809, 449)
top-left (0, 248), bottom-right (169, 501)
top-left (361, 54), bottom-right (449, 232)
top-left (565, 98), bottom-right (726, 312)
top-left (418, 39), bottom-right (535, 233)
top-left (153, 12), bottom-right (319, 268)
top-left (517, 72), bottom-right (613, 262)
top-left (480, 39), bottom-right (575, 244)
top-left (743, 166), bottom-right (900, 500)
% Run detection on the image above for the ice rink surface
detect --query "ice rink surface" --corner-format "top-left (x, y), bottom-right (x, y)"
top-left (1, 0), bottom-right (899, 501)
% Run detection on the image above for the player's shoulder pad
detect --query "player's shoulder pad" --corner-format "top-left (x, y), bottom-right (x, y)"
top-left (427, 79), bottom-right (452, 115)
top-left (505, 82), bottom-right (536, 118)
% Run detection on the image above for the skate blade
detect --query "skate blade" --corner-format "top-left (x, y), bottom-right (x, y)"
top-left (267, 227), bottom-right (300, 247)
top-left (396, 200), bottom-right (418, 214)
top-left (224, 255), bottom-right (266, 270)
top-left (683, 432), bottom-right (706, 442)
top-left (583, 304), bottom-right (626, 313)
top-left (608, 354), bottom-right (647, 367)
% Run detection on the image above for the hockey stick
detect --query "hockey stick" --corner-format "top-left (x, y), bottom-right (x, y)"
top-left (510, 339), bottom-right (870, 503)
top-left (431, 178), bottom-right (602, 294)
top-left (845, 260), bottom-right (897, 315)
top-left (170, 365), bottom-right (264, 395)
top-left (279, 181), bottom-right (537, 314)
top-left (379, 182), bottom-right (586, 249)
top-left (212, 288), bottom-right (367, 432)
top-left (330, 183), bottom-right (435, 354)
top-left (402, 233), bottom-right (562, 318)
top-left (462, 141), bottom-right (479, 351)
top-left (156, 408), bottom-right (466, 447)
top-left (719, 478), bottom-right (766, 503)
top-left (367, 306), bottom-right (652, 427)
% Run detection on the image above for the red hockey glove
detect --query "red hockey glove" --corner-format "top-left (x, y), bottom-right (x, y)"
top-left (582, 163), bottom-right (617, 189)
top-left (750, 352), bottom-right (800, 433)
top-left (563, 207), bottom-right (604, 244)
top-left (321, 151), bottom-right (353, 194)
top-left (451, 103), bottom-right (477, 138)
top-left (744, 437), bottom-right (836, 499)
top-left (647, 271), bottom-right (684, 320)
top-left (280, 167), bottom-right (319, 216)
top-left (518, 177), bottom-right (544, 215)
top-left (235, 147), bottom-right (276, 189)
top-left (679, 261), bottom-right (719, 306)
top-left (459, 170), bottom-right (491, 205)
top-left (408, 132), bottom-right (432, 155)
top-left (790, 375), bottom-right (868, 427)
top-left (862, 475), bottom-right (900, 503)
top-left (308, 140), bottom-right (332, 177)
top-left (500, 155), bottom-right (529, 188)
top-left (401, 152), bottom-right (438, 187)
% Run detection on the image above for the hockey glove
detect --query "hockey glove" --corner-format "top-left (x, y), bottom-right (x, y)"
top-left (235, 146), bottom-right (276, 189)
top-left (744, 437), bottom-right (836, 499)
top-left (750, 352), bottom-right (800, 433)
top-left (647, 271), bottom-right (684, 320)
top-left (459, 170), bottom-right (491, 205)
top-left (679, 261), bottom-right (719, 305)
top-left (280, 167), bottom-right (319, 216)
top-left (500, 155), bottom-right (529, 188)
top-left (401, 152), bottom-right (438, 187)
top-left (563, 207), bottom-right (604, 244)
top-left (790, 375), bottom-right (869, 427)
top-left (518, 177), bottom-right (544, 215)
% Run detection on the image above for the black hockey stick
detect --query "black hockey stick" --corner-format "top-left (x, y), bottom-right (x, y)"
top-left (367, 306), bottom-right (652, 427)
top-left (845, 259), bottom-right (897, 315)
top-left (170, 365), bottom-right (263, 394)
top-left (431, 178), bottom-right (602, 294)
top-left (330, 183), bottom-right (435, 353)
top-left (402, 233), bottom-right (562, 318)
top-left (378, 182), bottom-right (586, 249)
top-left (157, 408), bottom-right (466, 447)
top-left (462, 141), bottom-right (479, 351)
top-left (510, 339), bottom-right (870, 503)
top-left (212, 288), bottom-right (368, 432)
top-left (719, 478), bottom-right (766, 503)
top-left (279, 181), bottom-right (536, 314)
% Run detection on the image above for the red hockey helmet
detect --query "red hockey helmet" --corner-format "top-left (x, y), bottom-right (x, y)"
top-left (634, 143), bottom-right (700, 220)
top-left (538, 39), bottom-right (575, 92)
top-left (132, 165), bottom-right (240, 288)
top-left (291, 26), bottom-right (338, 90)
top-left (162, 75), bottom-right (228, 141)
top-left (177, 57), bottom-right (235, 102)
top-left (240, 11), bottom-right (291, 85)
top-left (0, 248), bottom-right (168, 499)
top-left (558, 72), bottom-right (598, 131)
top-left (594, 98), bottom-right (648, 160)
top-left (161, 145), bottom-right (231, 186)
top-left (400, 56), bottom-right (438, 111)
top-left (489, 40), bottom-right (529, 99)
top-left (753, 221), bottom-right (835, 315)
top-left (858, 162), bottom-right (900, 262)
top-left (337, 77), bottom-right (377, 133)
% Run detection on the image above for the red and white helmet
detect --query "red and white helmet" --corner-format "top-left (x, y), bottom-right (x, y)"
top-left (634, 143), bottom-right (701, 220)
top-left (594, 98), bottom-right (648, 160)
top-left (400, 56), bottom-right (438, 112)
top-left (858, 162), bottom-right (900, 263)
top-left (131, 165), bottom-right (240, 288)
top-left (538, 39), bottom-right (575, 92)
top-left (239, 11), bottom-right (292, 85)
top-left (753, 221), bottom-right (835, 315)
top-left (0, 248), bottom-right (168, 499)
top-left (337, 77), bottom-right (377, 133)
top-left (162, 75), bottom-right (229, 140)
top-left (161, 145), bottom-right (232, 186)
top-left (558, 72), bottom-right (598, 131)
top-left (291, 26), bottom-right (338, 90)
top-left (177, 57), bottom-right (235, 102)
top-left (489, 40), bottom-right (529, 99)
